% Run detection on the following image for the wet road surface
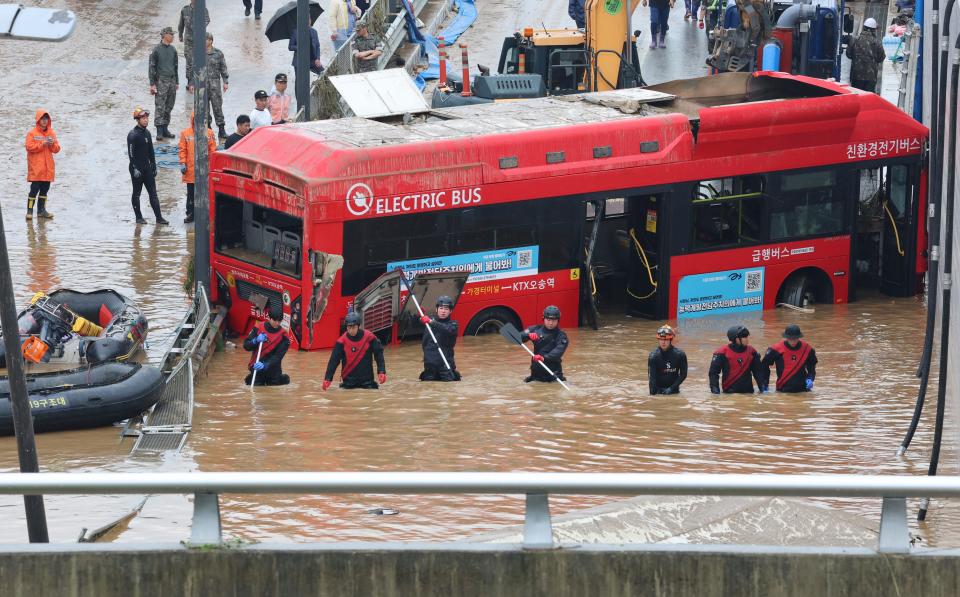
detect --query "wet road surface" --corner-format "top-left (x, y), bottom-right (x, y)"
top-left (0, 1), bottom-right (957, 547)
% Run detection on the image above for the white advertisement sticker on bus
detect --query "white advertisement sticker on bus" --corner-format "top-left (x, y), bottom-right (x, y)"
top-left (346, 183), bottom-right (482, 217)
top-left (388, 246), bottom-right (539, 284)
top-left (676, 267), bottom-right (765, 319)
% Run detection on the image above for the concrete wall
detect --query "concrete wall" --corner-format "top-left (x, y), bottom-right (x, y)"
top-left (2, 545), bottom-right (960, 597)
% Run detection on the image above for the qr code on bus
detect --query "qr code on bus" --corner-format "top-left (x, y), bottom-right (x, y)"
top-left (744, 270), bottom-right (763, 293)
top-left (517, 250), bottom-right (533, 269)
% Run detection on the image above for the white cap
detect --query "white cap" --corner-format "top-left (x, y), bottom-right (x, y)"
top-left (863, 17), bottom-right (878, 29)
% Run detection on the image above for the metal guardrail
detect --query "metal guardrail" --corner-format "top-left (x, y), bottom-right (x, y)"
top-left (3, 472), bottom-right (959, 552)
top-left (311, 0), bottom-right (429, 119)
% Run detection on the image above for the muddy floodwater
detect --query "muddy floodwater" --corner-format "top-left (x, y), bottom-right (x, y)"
top-left (3, 293), bottom-right (959, 546)
top-left (0, 0), bottom-right (956, 547)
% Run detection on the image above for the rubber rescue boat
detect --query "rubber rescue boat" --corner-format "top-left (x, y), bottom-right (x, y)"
top-left (0, 289), bottom-right (148, 368)
top-left (0, 362), bottom-right (164, 435)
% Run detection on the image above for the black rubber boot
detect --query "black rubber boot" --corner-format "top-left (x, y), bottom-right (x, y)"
top-left (37, 196), bottom-right (53, 219)
top-left (218, 125), bottom-right (227, 140)
top-left (165, 125), bottom-right (176, 139)
top-left (157, 126), bottom-right (165, 140)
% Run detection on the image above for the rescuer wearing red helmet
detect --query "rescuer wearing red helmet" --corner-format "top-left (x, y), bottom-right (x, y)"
top-left (759, 324), bottom-right (818, 392)
top-left (708, 325), bottom-right (766, 394)
top-left (648, 325), bottom-right (688, 395)
top-left (521, 305), bottom-right (569, 383)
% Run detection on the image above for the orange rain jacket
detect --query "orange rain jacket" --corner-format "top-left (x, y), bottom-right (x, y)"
top-left (178, 118), bottom-right (217, 184)
top-left (25, 108), bottom-right (61, 182)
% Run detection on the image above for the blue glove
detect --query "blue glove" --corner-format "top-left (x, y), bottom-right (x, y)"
top-left (180, 164), bottom-right (187, 174)
top-left (253, 361), bottom-right (265, 371)
top-left (759, 385), bottom-right (768, 394)
top-left (805, 378), bottom-right (814, 391)
top-left (255, 333), bottom-right (268, 343)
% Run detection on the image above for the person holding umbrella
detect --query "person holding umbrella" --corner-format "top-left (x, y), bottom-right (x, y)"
top-left (265, 2), bottom-right (326, 74)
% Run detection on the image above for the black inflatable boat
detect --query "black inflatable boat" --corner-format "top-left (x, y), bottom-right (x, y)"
top-left (0, 362), bottom-right (164, 435)
top-left (0, 289), bottom-right (148, 367)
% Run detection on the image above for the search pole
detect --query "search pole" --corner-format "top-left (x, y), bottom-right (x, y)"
top-left (0, 205), bottom-right (49, 542)
top-left (193, 0), bottom-right (210, 296)
top-left (295, 0), bottom-right (310, 119)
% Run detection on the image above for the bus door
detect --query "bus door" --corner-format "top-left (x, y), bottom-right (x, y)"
top-left (880, 164), bottom-right (921, 297)
top-left (625, 193), bottom-right (664, 318)
top-left (305, 251), bottom-right (343, 347)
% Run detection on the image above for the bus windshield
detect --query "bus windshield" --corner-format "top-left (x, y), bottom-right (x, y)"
top-left (214, 193), bottom-right (303, 279)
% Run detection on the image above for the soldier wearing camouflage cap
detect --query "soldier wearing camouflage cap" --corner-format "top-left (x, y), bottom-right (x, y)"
top-left (149, 26), bottom-right (179, 140)
top-left (178, 0), bottom-right (210, 89)
top-left (204, 32), bottom-right (230, 139)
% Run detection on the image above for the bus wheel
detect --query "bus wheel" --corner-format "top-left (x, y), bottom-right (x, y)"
top-left (778, 270), bottom-right (831, 308)
top-left (465, 307), bottom-right (520, 336)
top-left (778, 274), bottom-right (813, 307)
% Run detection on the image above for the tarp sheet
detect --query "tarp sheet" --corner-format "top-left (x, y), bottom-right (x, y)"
top-left (403, 0), bottom-right (478, 90)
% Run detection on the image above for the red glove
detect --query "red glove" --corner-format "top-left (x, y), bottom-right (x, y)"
top-left (420, 315), bottom-right (431, 325)
top-left (533, 354), bottom-right (544, 363)
top-left (378, 373), bottom-right (387, 384)
top-left (322, 380), bottom-right (331, 391)
top-left (527, 332), bottom-right (539, 342)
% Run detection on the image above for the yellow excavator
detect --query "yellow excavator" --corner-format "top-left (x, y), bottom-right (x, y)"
top-left (495, 0), bottom-right (645, 94)
top-left (432, 0), bottom-right (643, 107)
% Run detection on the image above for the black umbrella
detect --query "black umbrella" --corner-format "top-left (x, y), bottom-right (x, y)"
top-left (264, 1), bottom-right (323, 42)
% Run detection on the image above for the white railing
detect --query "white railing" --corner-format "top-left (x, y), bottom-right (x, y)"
top-left (3, 472), bottom-right (959, 552)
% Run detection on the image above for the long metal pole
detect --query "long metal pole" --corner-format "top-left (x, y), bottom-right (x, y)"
top-left (0, 206), bottom-right (49, 542)
top-left (295, 0), bottom-right (310, 120)
top-left (193, 0), bottom-right (210, 296)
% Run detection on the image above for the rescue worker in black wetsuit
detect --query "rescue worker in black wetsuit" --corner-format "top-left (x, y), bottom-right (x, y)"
top-left (243, 305), bottom-right (290, 386)
top-left (126, 107), bottom-right (168, 225)
top-left (322, 311), bottom-right (387, 390)
top-left (419, 295), bottom-right (461, 382)
top-left (522, 305), bottom-right (569, 383)
top-left (760, 324), bottom-right (818, 393)
top-left (648, 324), bottom-right (688, 395)
top-left (709, 325), bottom-right (766, 394)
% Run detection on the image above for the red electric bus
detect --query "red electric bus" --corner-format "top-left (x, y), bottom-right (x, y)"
top-left (208, 71), bottom-right (928, 349)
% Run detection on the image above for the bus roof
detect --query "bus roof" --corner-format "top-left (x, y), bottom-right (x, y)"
top-left (214, 72), bottom-right (927, 200)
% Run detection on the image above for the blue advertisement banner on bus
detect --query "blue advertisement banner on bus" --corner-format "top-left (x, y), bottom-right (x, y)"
top-left (677, 267), bottom-right (765, 319)
top-left (388, 245), bottom-right (539, 283)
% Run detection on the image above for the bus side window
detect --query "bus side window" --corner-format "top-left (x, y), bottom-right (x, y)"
top-left (770, 169), bottom-right (845, 240)
top-left (691, 176), bottom-right (764, 249)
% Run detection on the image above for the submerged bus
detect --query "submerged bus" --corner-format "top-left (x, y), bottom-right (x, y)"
top-left (208, 71), bottom-right (928, 350)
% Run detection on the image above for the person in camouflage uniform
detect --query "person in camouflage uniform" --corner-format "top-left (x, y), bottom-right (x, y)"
top-left (204, 32), bottom-right (230, 140)
top-left (178, 0), bottom-right (210, 90)
top-left (845, 18), bottom-right (886, 93)
top-left (149, 26), bottom-right (179, 140)
top-left (351, 22), bottom-right (383, 74)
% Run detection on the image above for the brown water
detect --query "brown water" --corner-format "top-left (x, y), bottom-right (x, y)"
top-left (2, 296), bottom-right (959, 546)
top-left (1, 0), bottom-right (957, 546)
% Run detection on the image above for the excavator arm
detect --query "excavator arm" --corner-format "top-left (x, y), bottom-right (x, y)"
top-left (585, 0), bottom-right (644, 91)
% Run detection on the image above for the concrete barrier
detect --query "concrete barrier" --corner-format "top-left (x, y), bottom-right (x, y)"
top-left (2, 544), bottom-right (959, 596)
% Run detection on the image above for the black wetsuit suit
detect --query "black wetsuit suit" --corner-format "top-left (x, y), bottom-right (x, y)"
top-left (324, 329), bottom-right (386, 389)
top-left (760, 340), bottom-right (818, 393)
top-left (242, 321), bottom-right (290, 386)
top-left (708, 343), bottom-right (765, 394)
top-left (126, 124), bottom-right (163, 221)
top-left (521, 324), bottom-right (569, 382)
top-left (420, 316), bottom-right (461, 381)
top-left (648, 345), bottom-right (688, 395)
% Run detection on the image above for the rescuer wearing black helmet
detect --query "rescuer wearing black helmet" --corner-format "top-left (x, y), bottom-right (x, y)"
top-left (323, 311), bottom-right (387, 390)
top-left (708, 324), bottom-right (765, 394)
top-left (419, 295), bottom-right (461, 382)
top-left (521, 305), bottom-right (569, 383)
top-left (648, 324), bottom-right (688, 395)
top-left (243, 304), bottom-right (290, 386)
top-left (759, 324), bottom-right (818, 393)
